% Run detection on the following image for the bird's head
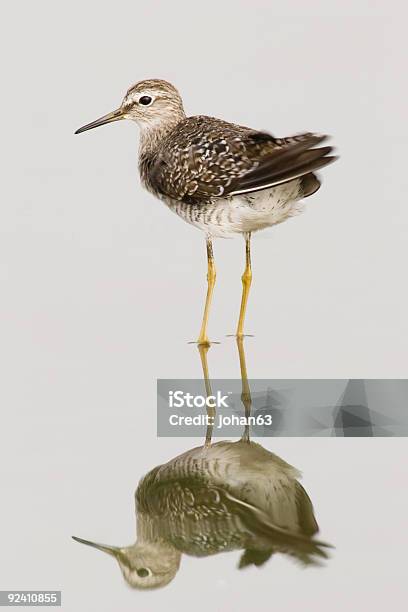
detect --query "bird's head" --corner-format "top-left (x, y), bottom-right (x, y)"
top-left (75, 79), bottom-right (185, 135)
top-left (72, 536), bottom-right (181, 590)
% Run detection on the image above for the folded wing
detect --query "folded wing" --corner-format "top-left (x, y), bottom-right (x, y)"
top-left (149, 118), bottom-right (336, 203)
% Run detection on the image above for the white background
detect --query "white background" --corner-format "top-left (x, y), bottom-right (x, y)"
top-left (0, 1), bottom-right (407, 610)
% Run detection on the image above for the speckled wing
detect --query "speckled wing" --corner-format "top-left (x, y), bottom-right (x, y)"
top-left (149, 116), bottom-right (335, 203)
top-left (136, 469), bottom-right (329, 563)
top-left (136, 467), bottom-right (239, 528)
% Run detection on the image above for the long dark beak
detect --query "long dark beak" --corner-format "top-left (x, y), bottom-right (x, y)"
top-left (75, 109), bottom-right (124, 134)
top-left (72, 535), bottom-right (121, 557)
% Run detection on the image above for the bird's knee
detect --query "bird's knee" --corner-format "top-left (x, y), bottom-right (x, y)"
top-left (207, 269), bottom-right (216, 284)
top-left (241, 269), bottom-right (252, 285)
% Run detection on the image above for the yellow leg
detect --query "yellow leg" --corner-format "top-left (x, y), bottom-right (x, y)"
top-left (198, 343), bottom-right (215, 447)
top-left (236, 233), bottom-right (252, 338)
top-left (197, 238), bottom-right (216, 346)
top-left (236, 336), bottom-right (252, 442)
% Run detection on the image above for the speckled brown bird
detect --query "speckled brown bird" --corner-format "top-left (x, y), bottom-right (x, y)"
top-left (76, 79), bottom-right (337, 344)
top-left (72, 439), bottom-right (330, 590)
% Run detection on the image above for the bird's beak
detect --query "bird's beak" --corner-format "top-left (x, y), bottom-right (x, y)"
top-left (72, 535), bottom-right (121, 557)
top-left (75, 108), bottom-right (124, 134)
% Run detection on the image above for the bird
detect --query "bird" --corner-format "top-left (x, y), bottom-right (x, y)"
top-left (75, 79), bottom-right (337, 345)
top-left (73, 338), bottom-right (331, 589)
top-left (73, 342), bottom-right (332, 595)
top-left (72, 439), bottom-right (330, 590)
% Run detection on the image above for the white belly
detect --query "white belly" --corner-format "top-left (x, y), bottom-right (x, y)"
top-left (165, 179), bottom-right (304, 238)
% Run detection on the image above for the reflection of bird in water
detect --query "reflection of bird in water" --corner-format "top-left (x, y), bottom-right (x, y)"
top-left (73, 341), bottom-right (331, 589)
top-left (73, 439), bottom-right (329, 589)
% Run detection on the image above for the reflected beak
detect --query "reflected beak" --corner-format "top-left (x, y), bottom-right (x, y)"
top-left (74, 109), bottom-right (124, 134)
top-left (72, 535), bottom-right (120, 557)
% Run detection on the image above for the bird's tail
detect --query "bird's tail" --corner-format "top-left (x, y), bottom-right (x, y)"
top-left (238, 533), bottom-right (331, 570)
top-left (225, 490), bottom-right (333, 568)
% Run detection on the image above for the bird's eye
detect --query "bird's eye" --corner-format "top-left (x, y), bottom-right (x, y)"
top-left (138, 96), bottom-right (152, 106)
top-left (136, 567), bottom-right (151, 578)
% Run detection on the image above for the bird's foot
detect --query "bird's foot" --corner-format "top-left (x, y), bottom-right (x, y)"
top-left (226, 334), bottom-right (254, 339)
top-left (188, 339), bottom-right (220, 347)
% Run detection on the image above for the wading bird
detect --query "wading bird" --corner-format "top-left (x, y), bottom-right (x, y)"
top-left (76, 80), bottom-right (336, 344)
top-left (73, 340), bottom-right (331, 589)
top-left (73, 439), bottom-right (329, 589)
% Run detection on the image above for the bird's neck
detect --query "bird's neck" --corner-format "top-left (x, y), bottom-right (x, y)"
top-left (136, 512), bottom-right (163, 543)
top-left (138, 118), bottom-right (184, 194)
top-left (138, 114), bottom-right (185, 157)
